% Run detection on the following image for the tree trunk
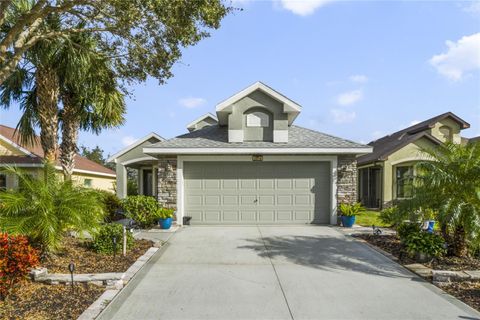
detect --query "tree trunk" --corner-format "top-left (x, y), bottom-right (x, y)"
top-left (452, 225), bottom-right (468, 257)
top-left (35, 66), bottom-right (59, 163)
top-left (60, 93), bottom-right (80, 180)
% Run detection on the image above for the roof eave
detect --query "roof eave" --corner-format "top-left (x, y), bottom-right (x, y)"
top-left (143, 147), bottom-right (373, 155)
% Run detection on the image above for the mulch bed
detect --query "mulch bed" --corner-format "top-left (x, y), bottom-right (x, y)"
top-left (354, 233), bottom-right (480, 311)
top-left (42, 236), bottom-right (154, 273)
top-left (442, 281), bottom-right (480, 311)
top-left (0, 281), bottom-right (104, 320)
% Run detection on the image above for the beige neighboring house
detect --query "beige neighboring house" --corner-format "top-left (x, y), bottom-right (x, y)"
top-left (0, 124), bottom-right (116, 191)
top-left (357, 112), bottom-right (473, 209)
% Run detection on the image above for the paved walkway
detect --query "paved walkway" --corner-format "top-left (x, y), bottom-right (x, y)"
top-left (99, 226), bottom-right (480, 320)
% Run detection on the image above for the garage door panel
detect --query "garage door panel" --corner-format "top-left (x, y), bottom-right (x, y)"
top-left (184, 161), bottom-right (330, 225)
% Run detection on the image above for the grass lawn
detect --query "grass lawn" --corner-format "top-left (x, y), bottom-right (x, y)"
top-left (355, 210), bottom-right (390, 227)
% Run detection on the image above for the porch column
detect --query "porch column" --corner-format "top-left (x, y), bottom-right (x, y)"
top-left (116, 163), bottom-right (128, 199)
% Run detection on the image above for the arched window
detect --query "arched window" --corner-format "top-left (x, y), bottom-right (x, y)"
top-left (246, 111), bottom-right (269, 127)
top-left (439, 126), bottom-right (452, 142)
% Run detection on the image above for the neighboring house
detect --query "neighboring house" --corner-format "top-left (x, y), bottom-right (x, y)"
top-left (357, 112), bottom-right (471, 209)
top-left (108, 82), bottom-right (371, 225)
top-left (0, 124), bottom-right (116, 191)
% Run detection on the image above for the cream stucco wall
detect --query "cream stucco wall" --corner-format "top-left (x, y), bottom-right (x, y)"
top-left (382, 137), bottom-right (436, 205)
top-left (0, 139), bottom-right (26, 156)
top-left (429, 118), bottom-right (462, 144)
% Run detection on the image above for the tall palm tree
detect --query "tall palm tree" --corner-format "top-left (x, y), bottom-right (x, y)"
top-left (400, 142), bottom-right (480, 256)
top-left (56, 32), bottom-right (125, 179)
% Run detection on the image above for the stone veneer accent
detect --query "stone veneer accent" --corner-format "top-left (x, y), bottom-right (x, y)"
top-left (337, 155), bottom-right (357, 205)
top-left (157, 158), bottom-right (177, 208)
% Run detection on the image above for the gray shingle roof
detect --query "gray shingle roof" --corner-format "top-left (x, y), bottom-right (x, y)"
top-left (147, 125), bottom-right (368, 150)
top-left (357, 112), bottom-right (469, 165)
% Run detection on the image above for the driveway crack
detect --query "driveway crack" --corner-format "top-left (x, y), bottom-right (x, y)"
top-left (256, 225), bottom-right (295, 320)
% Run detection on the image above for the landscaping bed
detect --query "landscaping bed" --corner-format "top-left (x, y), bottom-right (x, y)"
top-left (355, 233), bottom-right (480, 311)
top-left (0, 281), bottom-right (104, 320)
top-left (42, 236), bottom-right (154, 273)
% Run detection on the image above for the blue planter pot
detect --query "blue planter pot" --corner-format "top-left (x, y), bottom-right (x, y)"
top-left (159, 217), bottom-right (173, 229)
top-left (341, 215), bottom-right (355, 228)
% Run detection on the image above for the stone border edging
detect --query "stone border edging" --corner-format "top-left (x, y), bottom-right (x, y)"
top-left (77, 247), bottom-right (159, 320)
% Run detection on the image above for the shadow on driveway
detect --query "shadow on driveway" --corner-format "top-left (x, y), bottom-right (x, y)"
top-left (239, 235), bottom-right (413, 279)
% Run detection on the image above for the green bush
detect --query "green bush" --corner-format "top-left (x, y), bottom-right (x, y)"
top-left (379, 206), bottom-right (404, 226)
top-left (403, 231), bottom-right (446, 258)
top-left (397, 222), bottom-right (421, 241)
top-left (121, 195), bottom-right (162, 228)
top-left (0, 165), bottom-right (105, 253)
top-left (97, 190), bottom-right (122, 221)
top-left (339, 202), bottom-right (365, 217)
top-left (92, 223), bottom-right (134, 254)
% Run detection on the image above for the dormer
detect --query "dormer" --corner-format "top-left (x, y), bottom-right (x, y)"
top-left (427, 114), bottom-right (469, 144)
top-left (215, 82), bottom-right (301, 143)
top-left (186, 113), bottom-right (218, 132)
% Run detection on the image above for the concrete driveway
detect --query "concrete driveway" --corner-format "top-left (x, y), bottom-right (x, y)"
top-left (99, 226), bottom-right (479, 320)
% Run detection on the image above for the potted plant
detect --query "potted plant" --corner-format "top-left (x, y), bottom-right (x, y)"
top-left (339, 202), bottom-right (365, 228)
top-left (158, 208), bottom-right (175, 229)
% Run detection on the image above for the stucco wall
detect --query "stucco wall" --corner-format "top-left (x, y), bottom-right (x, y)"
top-left (429, 118), bottom-right (462, 144)
top-left (0, 139), bottom-right (25, 156)
top-left (157, 158), bottom-right (177, 209)
top-left (337, 155), bottom-right (357, 205)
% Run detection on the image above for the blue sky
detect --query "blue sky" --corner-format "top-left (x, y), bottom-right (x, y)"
top-left (1, 0), bottom-right (479, 156)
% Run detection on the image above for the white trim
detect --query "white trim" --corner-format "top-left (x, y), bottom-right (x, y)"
top-left (106, 132), bottom-right (164, 163)
top-left (176, 155), bottom-right (338, 226)
top-left (0, 134), bottom-right (34, 156)
top-left (186, 113), bottom-right (218, 130)
top-left (120, 156), bottom-right (158, 166)
top-left (228, 130), bottom-right (244, 143)
top-left (273, 130), bottom-right (288, 143)
top-left (144, 147), bottom-right (372, 155)
top-left (0, 163), bottom-right (43, 167)
top-left (53, 166), bottom-right (116, 178)
top-left (390, 156), bottom-right (429, 166)
top-left (216, 82), bottom-right (302, 113)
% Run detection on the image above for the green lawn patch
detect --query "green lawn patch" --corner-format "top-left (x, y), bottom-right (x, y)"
top-left (355, 210), bottom-right (390, 227)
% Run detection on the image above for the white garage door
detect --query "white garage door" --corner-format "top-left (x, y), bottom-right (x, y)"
top-left (184, 161), bottom-right (331, 224)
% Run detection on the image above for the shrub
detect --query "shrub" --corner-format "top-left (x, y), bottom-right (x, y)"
top-left (397, 222), bottom-right (421, 241)
top-left (403, 231), bottom-right (446, 258)
top-left (379, 206), bottom-right (404, 226)
top-left (92, 223), bottom-right (134, 254)
top-left (0, 233), bottom-right (39, 300)
top-left (97, 190), bottom-right (123, 221)
top-left (0, 165), bottom-right (106, 253)
top-left (121, 195), bottom-right (162, 228)
top-left (339, 202), bottom-right (365, 217)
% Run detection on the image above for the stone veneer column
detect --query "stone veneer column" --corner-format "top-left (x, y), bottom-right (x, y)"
top-left (337, 155), bottom-right (358, 206)
top-left (157, 158), bottom-right (177, 208)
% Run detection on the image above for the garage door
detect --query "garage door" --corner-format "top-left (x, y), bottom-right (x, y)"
top-left (184, 161), bottom-right (331, 225)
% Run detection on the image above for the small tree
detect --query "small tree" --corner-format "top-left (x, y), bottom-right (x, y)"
top-left (398, 142), bottom-right (480, 256)
top-left (0, 165), bottom-right (105, 253)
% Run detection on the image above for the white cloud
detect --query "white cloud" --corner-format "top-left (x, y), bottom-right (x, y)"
top-left (410, 120), bottom-right (421, 126)
top-left (121, 136), bottom-right (137, 146)
top-left (278, 0), bottom-right (334, 16)
top-left (330, 109), bottom-right (356, 124)
top-left (349, 74), bottom-right (368, 84)
top-left (336, 89), bottom-right (363, 106)
top-left (429, 33), bottom-right (480, 81)
top-left (178, 97), bottom-right (207, 109)
top-left (371, 130), bottom-right (384, 140)
top-left (462, 2), bottom-right (480, 15)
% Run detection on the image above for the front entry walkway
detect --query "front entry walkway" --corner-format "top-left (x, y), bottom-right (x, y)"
top-left (99, 226), bottom-right (479, 320)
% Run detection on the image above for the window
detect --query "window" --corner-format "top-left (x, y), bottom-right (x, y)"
top-left (246, 112), bottom-right (269, 127)
top-left (0, 174), bottom-right (6, 190)
top-left (439, 126), bottom-right (452, 142)
top-left (396, 166), bottom-right (413, 198)
top-left (84, 179), bottom-right (92, 188)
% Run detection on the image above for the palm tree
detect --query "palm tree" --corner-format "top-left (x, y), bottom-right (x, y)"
top-left (400, 142), bottom-right (480, 256)
top-left (0, 165), bottom-right (105, 253)
top-left (56, 32), bottom-right (125, 179)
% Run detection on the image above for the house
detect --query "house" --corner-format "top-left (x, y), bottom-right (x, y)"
top-left (357, 112), bottom-right (471, 209)
top-left (108, 82), bottom-right (371, 225)
top-left (0, 124), bottom-right (116, 191)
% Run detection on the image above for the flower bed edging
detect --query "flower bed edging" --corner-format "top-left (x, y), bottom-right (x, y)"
top-left (76, 247), bottom-right (159, 320)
